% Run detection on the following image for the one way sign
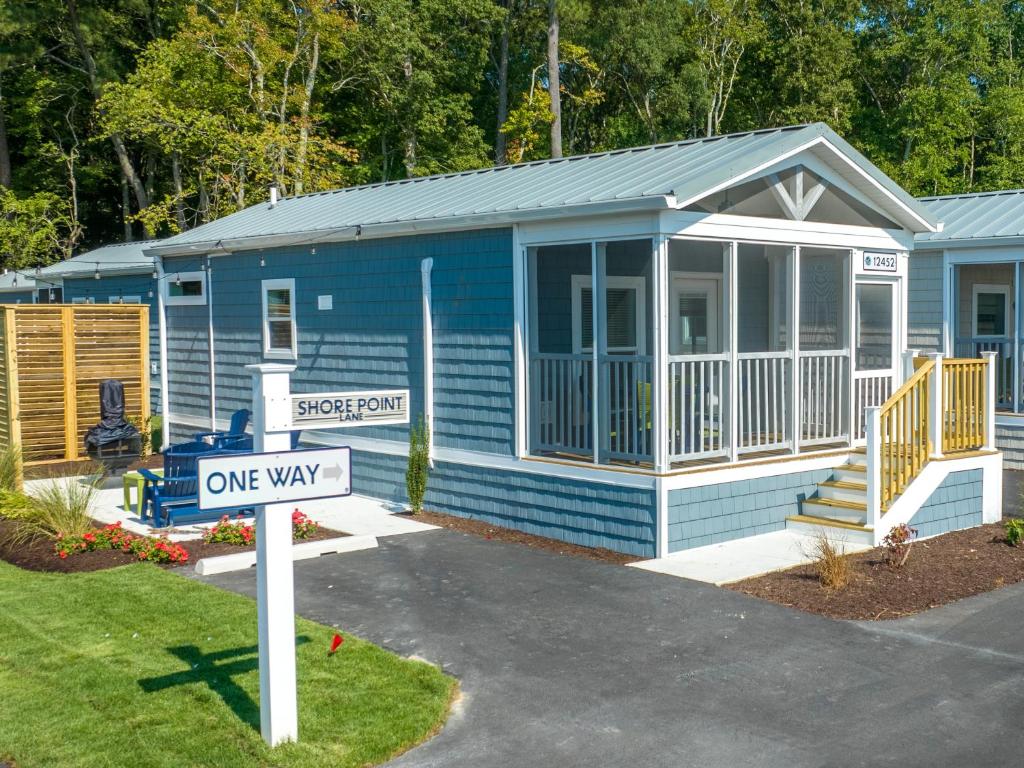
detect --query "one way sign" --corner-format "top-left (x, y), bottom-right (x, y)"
top-left (197, 447), bottom-right (352, 512)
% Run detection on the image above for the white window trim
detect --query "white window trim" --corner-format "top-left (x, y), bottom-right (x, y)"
top-left (669, 270), bottom-right (722, 355)
top-left (262, 277), bottom-right (297, 360)
top-left (163, 270), bottom-right (207, 306)
top-left (570, 274), bottom-right (646, 354)
top-left (108, 296), bottom-right (142, 304)
top-left (971, 283), bottom-right (1012, 339)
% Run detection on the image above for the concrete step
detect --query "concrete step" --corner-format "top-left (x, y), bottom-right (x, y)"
top-left (786, 514), bottom-right (874, 548)
top-left (801, 496), bottom-right (867, 525)
top-left (817, 479), bottom-right (867, 505)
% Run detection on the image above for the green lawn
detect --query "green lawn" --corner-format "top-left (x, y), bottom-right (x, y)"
top-left (0, 560), bottom-right (455, 767)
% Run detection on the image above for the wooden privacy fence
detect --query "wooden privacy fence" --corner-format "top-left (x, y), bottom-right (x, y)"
top-left (0, 305), bottom-right (150, 464)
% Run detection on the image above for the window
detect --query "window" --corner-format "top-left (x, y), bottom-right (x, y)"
top-left (37, 287), bottom-right (62, 304)
top-left (670, 274), bottom-right (721, 355)
top-left (262, 278), bottom-right (296, 359)
top-left (972, 284), bottom-right (1011, 338)
top-left (165, 271), bottom-right (206, 306)
top-left (571, 275), bottom-right (645, 354)
top-left (108, 296), bottom-right (141, 304)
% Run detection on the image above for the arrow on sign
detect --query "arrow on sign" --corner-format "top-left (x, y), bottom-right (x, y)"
top-left (324, 464), bottom-right (345, 481)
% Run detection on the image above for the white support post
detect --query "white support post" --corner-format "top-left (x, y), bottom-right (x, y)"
top-left (592, 242), bottom-right (606, 465)
top-left (981, 350), bottom-right (997, 451)
top-left (926, 352), bottom-right (944, 458)
top-left (156, 259), bottom-right (171, 451)
top-left (864, 405), bottom-right (882, 534)
top-left (421, 258), bottom-right (435, 467)
top-left (207, 256), bottom-right (217, 432)
top-left (511, 229), bottom-right (528, 458)
top-left (653, 235), bottom-right (669, 473)
top-left (901, 349), bottom-right (920, 383)
top-left (247, 363), bottom-right (299, 747)
top-left (1015, 261), bottom-right (1021, 415)
top-left (790, 246), bottom-right (800, 454)
top-left (727, 242), bottom-right (738, 461)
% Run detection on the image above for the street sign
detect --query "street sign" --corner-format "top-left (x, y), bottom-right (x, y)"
top-left (197, 446), bottom-right (351, 512)
top-left (290, 389), bottom-right (409, 429)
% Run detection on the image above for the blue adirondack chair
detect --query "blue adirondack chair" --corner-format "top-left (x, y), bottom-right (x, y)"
top-left (140, 440), bottom-right (219, 527)
top-left (195, 408), bottom-right (251, 448)
top-left (217, 431), bottom-right (302, 453)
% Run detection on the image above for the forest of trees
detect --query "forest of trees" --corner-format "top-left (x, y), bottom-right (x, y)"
top-left (3, 0), bottom-right (1024, 267)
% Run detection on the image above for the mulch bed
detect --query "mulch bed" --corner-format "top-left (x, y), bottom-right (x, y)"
top-left (728, 522), bottom-right (1024, 620)
top-left (404, 509), bottom-right (637, 565)
top-left (23, 453), bottom-right (164, 481)
top-left (0, 518), bottom-right (345, 574)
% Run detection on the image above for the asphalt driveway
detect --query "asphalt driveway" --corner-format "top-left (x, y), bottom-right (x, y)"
top-left (199, 529), bottom-right (1024, 768)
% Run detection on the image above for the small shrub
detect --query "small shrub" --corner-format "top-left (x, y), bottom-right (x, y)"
top-left (8, 479), bottom-right (97, 544)
top-left (406, 415), bottom-right (430, 514)
top-left (203, 514), bottom-right (255, 546)
top-left (810, 532), bottom-right (850, 591)
top-left (1005, 518), bottom-right (1024, 547)
top-left (0, 488), bottom-right (34, 520)
top-left (882, 523), bottom-right (918, 568)
top-left (291, 509), bottom-right (319, 539)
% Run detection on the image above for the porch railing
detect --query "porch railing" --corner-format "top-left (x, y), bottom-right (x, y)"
top-left (853, 372), bottom-right (893, 440)
top-left (878, 359), bottom-right (933, 509)
top-left (532, 353), bottom-right (593, 457)
top-left (953, 337), bottom-right (1013, 409)
top-left (941, 358), bottom-right (987, 453)
top-left (798, 350), bottom-right (849, 446)
top-left (736, 351), bottom-right (790, 454)
top-left (602, 356), bottom-right (654, 462)
top-left (667, 354), bottom-right (727, 462)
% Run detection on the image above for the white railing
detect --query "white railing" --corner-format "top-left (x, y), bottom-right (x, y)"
top-left (532, 353), bottom-right (593, 457)
top-left (853, 372), bottom-right (893, 440)
top-left (798, 350), bottom-right (849, 446)
top-left (954, 337), bottom-right (1014, 409)
top-left (667, 354), bottom-right (728, 461)
top-left (736, 351), bottom-right (791, 454)
top-left (601, 356), bottom-right (654, 462)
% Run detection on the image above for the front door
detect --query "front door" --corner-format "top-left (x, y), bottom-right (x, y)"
top-left (853, 280), bottom-right (898, 438)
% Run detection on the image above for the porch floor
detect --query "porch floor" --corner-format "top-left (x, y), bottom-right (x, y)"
top-left (629, 529), bottom-right (872, 585)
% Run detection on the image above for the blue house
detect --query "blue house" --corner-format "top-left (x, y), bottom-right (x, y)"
top-left (144, 123), bottom-right (1002, 558)
top-left (0, 270), bottom-right (37, 304)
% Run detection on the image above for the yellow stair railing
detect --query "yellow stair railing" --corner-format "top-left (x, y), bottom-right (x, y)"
top-left (878, 359), bottom-right (933, 510)
top-left (941, 358), bottom-right (988, 454)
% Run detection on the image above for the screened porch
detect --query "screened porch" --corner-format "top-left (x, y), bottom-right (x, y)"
top-left (527, 238), bottom-right (899, 469)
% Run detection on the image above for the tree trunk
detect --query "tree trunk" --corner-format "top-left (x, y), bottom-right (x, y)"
top-left (494, 4), bottom-right (511, 165)
top-left (547, 0), bottom-right (562, 159)
top-left (0, 79), bottom-right (11, 189)
top-left (294, 31), bottom-right (320, 195)
top-left (121, 173), bottom-right (133, 242)
top-left (171, 151), bottom-right (187, 231)
top-left (403, 54), bottom-right (417, 175)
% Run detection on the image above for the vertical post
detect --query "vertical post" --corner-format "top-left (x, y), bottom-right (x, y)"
top-left (1015, 261), bottom-right (1021, 414)
top-left (3, 308), bottom-right (21, 480)
top-left (847, 253), bottom-right (856, 443)
top-left (139, 306), bottom-right (151, 427)
top-left (901, 349), bottom-right (920, 383)
top-left (865, 405), bottom-right (882, 534)
top-left (790, 246), bottom-right (800, 453)
top-left (421, 258), bottom-right (435, 466)
top-left (653, 235), bottom-right (669, 473)
top-left (727, 242), bottom-right (738, 461)
top-left (527, 248), bottom-right (539, 456)
top-left (246, 363), bottom-right (298, 747)
top-left (511, 229), bottom-right (528, 458)
top-left (156, 259), bottom-right (171, 451)
top-left (981, 350), bottom-right (997, 451)
top-left (591, 242), bottom-right (606, 465)
top-left (926, 352), bottom-right (944, 458)
top-left (62, 306), bottom-right (78, 461)
top-left (207, 257), bottom-right (217, 432)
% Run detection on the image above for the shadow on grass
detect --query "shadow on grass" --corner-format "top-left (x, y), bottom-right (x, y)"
top-left (138, 636), bottom-right (312, 730)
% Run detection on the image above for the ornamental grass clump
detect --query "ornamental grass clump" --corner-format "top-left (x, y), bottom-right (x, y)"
top-left (406, 415), bottom-right (430, 515)
top-left (8, 478), bottom-right (97, 544)
top-left (810, 532), bottom-right (851, 591)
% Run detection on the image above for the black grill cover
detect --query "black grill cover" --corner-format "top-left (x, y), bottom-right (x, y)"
top-left (84, 379), bottom-right (140, 449)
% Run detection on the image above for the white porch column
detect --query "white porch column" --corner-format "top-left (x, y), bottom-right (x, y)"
top-left (247, 363), bottom-right (299, 747)
top-left (653, 236), bottom-right (669, 472)
top-left (926, 352), bottom-right (944, 458)
top-left (864, 405), bottom-right (882, 533)
top-left (592, 242), bottom-right (607, 465)
top-left (982, 350), bottom-right (998, 451)
top-left (727, 242), bottom-right (738, 461)
top-left (1015, 261), bottom-right (1021, 415)
top-left (790, 246), bottom-right (800, 454)
top-left (421, 258), bottom-right (435, 466)
top-left (901, 349), bottom-right (920, 383)
top-left (156, 258), bottom-right (171, 451)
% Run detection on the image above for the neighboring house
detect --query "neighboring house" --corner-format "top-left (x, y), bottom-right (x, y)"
top-left (40, 241), bottom-right (163, 412)
top-left (0, 270), bottom-right (37, 304)
top-left (912, 189), bottom-right (1024, 468)
top-left (143, 123), bottom-right (1001, 558)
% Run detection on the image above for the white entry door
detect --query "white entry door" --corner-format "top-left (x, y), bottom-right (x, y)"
top-left (671, 276), bottom-right (721, 355)
top-left (853, 280), bottom-right (899, 438)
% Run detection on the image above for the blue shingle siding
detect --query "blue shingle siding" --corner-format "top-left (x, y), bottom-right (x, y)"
top-left (909, 469), bottom-right (983, 537)
top-left (348, 449), bottom-right (657, 556)
top-left (908, 250), bottom-right (943, 353)
top-left (164, 229), bottom-right (515, 455)
top-left (0, 290), bottom-right (36, 304)
top-left (666, 469), bottom-right (833, 552)
top-left (62, 274), bottom-right (162, 412)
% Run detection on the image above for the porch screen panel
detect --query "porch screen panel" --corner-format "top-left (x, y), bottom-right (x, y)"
top-left (953, 263), bottom-right (1014, 409)
top-left (666, 239), bottom-right (728, 461)
top-left (855, 284), bottom-right (893, 370)
top-left (798, 248), bottom-right (849, 445)
top-left (736, 244), bottom-right (792, 453)
top-left (528, 244), bottom-right (594, 458)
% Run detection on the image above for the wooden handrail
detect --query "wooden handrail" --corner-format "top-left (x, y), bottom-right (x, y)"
top-left (878, 360), bottom-right (933, 510)
top-left (941, 358), bottom-right (987, 453)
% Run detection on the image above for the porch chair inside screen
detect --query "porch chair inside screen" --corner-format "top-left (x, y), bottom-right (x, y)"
top-left (139, 440), bottom-right (218, 527)
top-left (195, 408), bottom-right (251, 448)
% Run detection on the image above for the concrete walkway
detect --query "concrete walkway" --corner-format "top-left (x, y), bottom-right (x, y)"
top-left (198, 528), bottom-right (1024, 768)
top-left (629, 528), bottom-right (871, 584)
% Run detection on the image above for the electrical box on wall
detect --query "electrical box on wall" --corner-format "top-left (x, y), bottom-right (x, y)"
top-left (317, 295), bottom-right (333, 311)
top-left (151, 362), bottom-right (158, 375)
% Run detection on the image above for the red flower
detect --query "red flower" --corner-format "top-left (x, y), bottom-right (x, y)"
top-left (58, 551), bottom-right (67, 559)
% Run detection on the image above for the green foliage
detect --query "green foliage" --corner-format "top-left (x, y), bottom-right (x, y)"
top-left (5, 478), bottom-right (97, 544)
top-left (0, 441), bottom-right (22, 493)
top-left (1005, 518), bottom-right (1024, 547)
top-left (0, 188), bottom-right (74, 267)
top-left (406, 415), bottom-right (430, 514)
top-left (128, 414), bottom-right (153, 458)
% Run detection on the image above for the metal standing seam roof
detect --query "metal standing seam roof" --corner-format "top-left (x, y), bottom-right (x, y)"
top-left (147, 122), bottom-right (939, 257)
top-left (39, 240), bottom-right (163, 278)
top-left (0, 270), bottom-right (34, 292)
top-left (916, 190), bottom-right (1024, 244)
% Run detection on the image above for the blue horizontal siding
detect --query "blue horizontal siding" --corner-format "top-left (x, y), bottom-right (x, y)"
top-left (667, 469), bottom-right (833, 553)
top-left (165, 229), bottom-right (515, 456)
top-left (63, 274), bottom-right (161, 413)
top-left (350, 450), bottom-right (656, 557)
top-left (0, 290), bottom-right (37, 304)
top-left (909, 469), bottom-right (983, 537)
